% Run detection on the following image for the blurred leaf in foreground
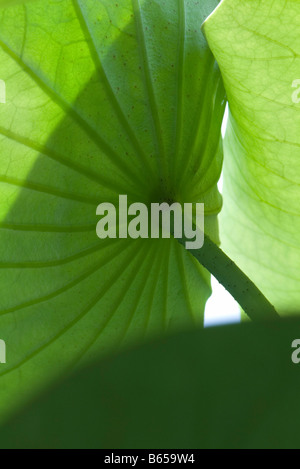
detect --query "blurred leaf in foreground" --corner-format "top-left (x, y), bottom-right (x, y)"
top-left (0, 317), bottom-right (300, 449)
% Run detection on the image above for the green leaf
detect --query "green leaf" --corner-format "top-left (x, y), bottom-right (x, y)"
top-left (0, 0), bottom-right (225, 421)
top-left (0, 0), bottom-right (34, 7)
top-left (203, 0), bottom-right (300, 313)
top-left (0, 317), bottom-right (299, 449)
top-left (178, 233), bottom-right (279, 321)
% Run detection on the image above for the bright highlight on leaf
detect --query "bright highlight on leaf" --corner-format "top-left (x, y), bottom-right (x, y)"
top-left (204, 0), bottom-right (300, 314)
top-left (0, 0), bottom-right (225, 421)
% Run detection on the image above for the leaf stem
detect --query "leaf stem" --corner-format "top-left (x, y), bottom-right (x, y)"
top-left (177, 233), bottom-right (280, 321)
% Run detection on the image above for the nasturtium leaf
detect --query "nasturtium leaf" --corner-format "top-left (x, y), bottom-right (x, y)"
top-left (0, 317), bottom-right (299, 449)
top-left (203, 0), bottom-right (300, 313)
top-left (0, 0), bottom-right (225, 421)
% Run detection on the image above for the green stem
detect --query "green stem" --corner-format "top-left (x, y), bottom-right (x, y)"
top-left (177, 233), bottom-right (280, 322)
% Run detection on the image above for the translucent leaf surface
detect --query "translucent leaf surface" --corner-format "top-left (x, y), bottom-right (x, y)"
top-left (0, 0), bottom-right (225, 420)
top-left (204, 0), bottom-right (300, 313)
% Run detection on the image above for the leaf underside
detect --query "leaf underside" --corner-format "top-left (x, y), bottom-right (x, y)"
top-left (0, 0), bottom-right (34, 7)
top-left (204, 0), bottom-right (300, 314)
top-left (0, 0), bottom-right (225, 420)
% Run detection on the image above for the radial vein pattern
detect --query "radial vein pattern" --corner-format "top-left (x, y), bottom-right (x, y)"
top-left (0, 0), bottom-right (224, 420)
